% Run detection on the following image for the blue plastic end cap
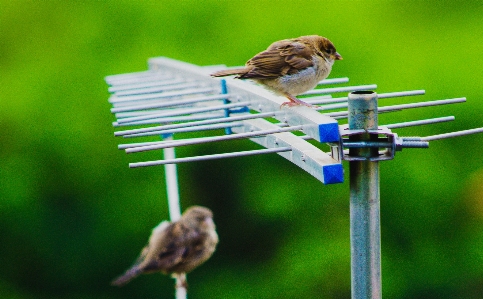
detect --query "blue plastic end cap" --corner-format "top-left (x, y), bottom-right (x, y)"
top-left (322, 164), bottom-right (344, 184)
top-left (318, 122), bottom-right (340, 142)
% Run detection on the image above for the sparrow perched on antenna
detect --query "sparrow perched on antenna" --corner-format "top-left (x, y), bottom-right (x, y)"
top-left (111, 206), bottom-right (218, 287)
top-left (211, 35), bottom-right (342, 107)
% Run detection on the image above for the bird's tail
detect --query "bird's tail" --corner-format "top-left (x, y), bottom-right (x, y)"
top-left (210, 68), bottom-right (247, 77)
top-left (111, 267), bottom-right (142, 287)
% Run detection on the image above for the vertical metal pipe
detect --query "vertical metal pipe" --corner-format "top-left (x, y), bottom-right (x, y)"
top-left (163, 134), bottom-right (182, 222)
top-left (348, 91), bottom-right (381, 299)
top-left (162, 134), bottom-right (186, 299)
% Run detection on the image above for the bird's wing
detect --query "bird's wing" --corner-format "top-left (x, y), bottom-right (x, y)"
top-left (131, 221), bottom-right (170, 266)
top-left (241, 40), bottom-right (314, 79)
top-left (143, 222), bottom-right (201, 273)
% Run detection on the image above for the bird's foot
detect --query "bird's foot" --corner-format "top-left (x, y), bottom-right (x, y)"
top-left (280, 93), bottom-right (314, 108)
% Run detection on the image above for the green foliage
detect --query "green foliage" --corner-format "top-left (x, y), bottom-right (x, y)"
top-left (1, 0), bottom-right (483, 298)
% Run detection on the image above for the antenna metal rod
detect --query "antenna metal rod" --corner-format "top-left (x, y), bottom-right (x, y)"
top-left (327, 97), bottom-right (466, 118)
top-left (317, 77), bottom-right (350, 85)
top-left (109, 87), bottom-right (216, 103)
top-left (114, 112), bottom-right (277, 136)
top-left (313, 90), bottom-right (425, 107)
top-left (108, 78), bottom-right (184, 93)
top-left (302, 84), bottom-right (377, 95)
top-left (111, 94), bottom-right (233, 113)
top-left (105, 70), bottom-right (160, 82)
top-left (124, 125), bottom-right (304, 153)
top-left (129, 147), bottom-right (292, 167)
top-left (107, 74), bottom-right (172, 86)
top-left (113, 81), bottom-right (199, 96)
top-left (296, 116), bottom-right (453, 142)
top-left (116, 101), bottom-right (250, 124)
top-left (123, 122), bottom-right (244, 138)
top-left (113, 113), bottom-right (225, 127)
top-left (421, 127), bottom-right (483, 141)
top-left (378, 97), bottom-right (466, 112)
top-left (384, 116), bottom-right (455, 129)
top-left (348, 91), bottom-right (381, 299)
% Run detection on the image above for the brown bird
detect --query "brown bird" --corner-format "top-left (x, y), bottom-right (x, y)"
top-left (211, 35), bottom-right (342, 107)
top-left (111, 206), bottom-right (218, 287)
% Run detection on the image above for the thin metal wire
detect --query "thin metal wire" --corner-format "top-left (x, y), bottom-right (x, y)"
top-left (114, 112), bottom-right (277, 136)
top-left (313, 90), bottom-right (425, 107)
top-left (421, 127), bottom-right (483, 141)
top-left (124, 125), bottom-right (304, 153)
top-left (106, 70), bottom-right (161, 82)
top-left (328, 97), bottom-right (466, 119)
top-left (109, 87), bottom-right (216, 103)
top-left (130, 147), bottom-right (292, 167)
top-left (317, 77), bottom-right (350, 85)
top-left (108, 78), bottom-right (183, 93)
top-left (124, 122), bottom-right (244, 138)
top-left (302, 84), bottom-right (377, 95)
top-left (113, 113), bottom-right (226, 127)
top-left (111, 94), bottom-right (233, 113)
top-left (384, 116), bottom-right (455, 129)
top-left (108, 74), bottom-right (172, 86)
top-left (113, 81), bottom-right (199, 96)
top-left (116, 101), bottom-right (250, 124)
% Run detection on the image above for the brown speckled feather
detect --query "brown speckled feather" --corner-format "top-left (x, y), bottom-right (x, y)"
top-left (239, 40), bottom-right (315, 79)
top-left (210, 35), bottom-right (342, 107)
top-left (143, 220), bottom-right (205, 274)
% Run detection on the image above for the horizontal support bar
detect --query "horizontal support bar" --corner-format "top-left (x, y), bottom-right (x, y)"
top-left (109, 87), bottom-right (216, 103)
top-left (107, 75), bottom-right (174, 86)
top-left (116, 101), bottom-right (250, 124)
top-left (108, 78), bottom-right (184, 93)
top-left (317, 77), bottom-right (350, 85)
top-left (111, 94), bottom-right (233, 113)
top-left (113, 113), bottom-right (225, 127)
top-left (105, 70), bottom-right (162, 82)
top-left (312, 90), bottom-right (425, 107)
top-left (129, 147), bottom-right (292, 167)
top-left (122, 121), bottom-right (244, 139)
top-left (421, 127), bottom-right (483, 141)
top-left (113, 81), bottom-right (199, 96)
top-left (123, 125), bottom-right (304, 153)
top-left (379, 97), bottom-right (466, 113)
top-left (114, 112), bottom-right (276, 136)
top-left (342, 140), bottom-right (428, 149)
top-left (327, 97), bottom-right (466, 118)
top-left (384, 116), bottom-right (455, 129)
top-left (302, 84), bottom-right (377, 95)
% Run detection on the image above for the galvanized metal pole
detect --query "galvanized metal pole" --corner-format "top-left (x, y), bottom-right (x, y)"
top-left (348, 91), bottom-right (382, 299)
top-left (161, 134), bottom-right (186, 299)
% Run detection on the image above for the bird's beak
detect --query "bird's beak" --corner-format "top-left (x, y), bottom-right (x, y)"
top-left (333, 52), bottom-right (343, 60)
top-left (204, 217), bottom-right (214, 226)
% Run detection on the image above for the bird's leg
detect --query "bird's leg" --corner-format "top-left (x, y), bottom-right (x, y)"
top-left (173, 273), bottom-right (188, 289)
top-left (280, 92), bottom-right (314, 108)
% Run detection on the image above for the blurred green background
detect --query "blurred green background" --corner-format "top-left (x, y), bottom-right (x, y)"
top-left (2, 1), bottom-right (483, 298)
